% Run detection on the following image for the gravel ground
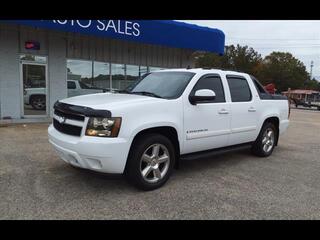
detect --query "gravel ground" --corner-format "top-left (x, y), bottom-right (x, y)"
top-left (0, 108), bottom-right (320, 219)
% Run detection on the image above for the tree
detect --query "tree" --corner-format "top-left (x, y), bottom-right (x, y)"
top-left (195, 45), bottom-right (315, 92)
top-left (304, 78), bottom-right (320, 91)
top-left (257, 52), bottom-right (310, 92)
top-left (194, 44), bottom-right (263, 76)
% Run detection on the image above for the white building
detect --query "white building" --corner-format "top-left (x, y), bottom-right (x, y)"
top-left (0, 20), bottom-right (225, 122)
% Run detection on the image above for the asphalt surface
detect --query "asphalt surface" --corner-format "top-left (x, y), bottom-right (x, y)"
top-left (1, 108), bottom-right (320, 219)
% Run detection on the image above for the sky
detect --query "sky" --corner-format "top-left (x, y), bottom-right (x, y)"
top-left (182, 20), bottom-right (320, 80)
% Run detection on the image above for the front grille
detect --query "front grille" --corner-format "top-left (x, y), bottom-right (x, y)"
top-left (54, 109), bottom-right (85, 121)
top-left (53, 119), bottom-right (82, 136)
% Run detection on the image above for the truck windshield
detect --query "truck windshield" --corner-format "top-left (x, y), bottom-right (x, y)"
top-left (126, 71), bottom-right (195, 99)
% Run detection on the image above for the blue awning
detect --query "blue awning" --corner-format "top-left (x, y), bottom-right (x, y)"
top-left (4, 20), bottom-right (225, 54)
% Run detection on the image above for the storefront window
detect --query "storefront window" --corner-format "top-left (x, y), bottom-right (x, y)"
top-left (139, 66), bottom-right (148, 77)
top-left (65, 60), bottom-right (167, 96)
top-left (20, 54), bottom-right (47, 63)
top-left (22, 63), bottom-right (47, 116)
top-left (148, 66), bottom-right (165, 72)
top-left (93, 61), bottom-right (110, 90)
top-left (125, 65), bottom-right (140, 90)
top-left (66, 59), bottom-right (106, 98)
top-left (111, 63), bottom-right (125, 90)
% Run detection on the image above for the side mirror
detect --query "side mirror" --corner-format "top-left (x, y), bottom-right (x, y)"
top-left (189, 89), bottom-right (216, 105)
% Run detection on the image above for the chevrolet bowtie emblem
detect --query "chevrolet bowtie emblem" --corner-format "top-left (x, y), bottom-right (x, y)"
top-left (57, 116), bottom-right (66, 124)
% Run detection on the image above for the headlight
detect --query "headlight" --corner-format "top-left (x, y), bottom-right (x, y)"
top-left (86, 117), bottom-right (121, 137)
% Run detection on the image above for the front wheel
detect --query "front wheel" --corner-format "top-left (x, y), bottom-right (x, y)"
top-left (251, 122), bottom-right (277, 157)
top-left (125, 134), bottom-right (175, 191)
top-left (30, 95), bottom-right (46, 110)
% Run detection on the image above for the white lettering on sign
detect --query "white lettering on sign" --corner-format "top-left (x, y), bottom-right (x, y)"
top-left (132, 22), bottom-right (140, 36)
top-left (105, 20), bottom-right (117, 33)
top-left (76, 20), bottom-right (91, 28)
top-left (52, 20), bottom-right (141, 37)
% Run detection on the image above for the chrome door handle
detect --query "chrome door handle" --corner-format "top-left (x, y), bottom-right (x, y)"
top-left (218, 109), bottom-right (229, 114)
top-left (248, 107), bottom-right (256, 112)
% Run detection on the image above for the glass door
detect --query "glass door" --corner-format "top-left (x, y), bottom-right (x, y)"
top-left (21, 62), bottom-right (48, 117)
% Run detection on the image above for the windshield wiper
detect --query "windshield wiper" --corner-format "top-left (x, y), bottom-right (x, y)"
top-left (112, 89), bottom-right (131, 94)
top-left (131, 91), bottom-right (163, 99)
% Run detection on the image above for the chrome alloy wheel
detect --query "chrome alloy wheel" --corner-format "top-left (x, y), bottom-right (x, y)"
top-left (262, 128), bottom-right (275, 153)
top-left (33, 98), bottom-right (46, 110)
top-left (140, 144), bottom-right (170, 183)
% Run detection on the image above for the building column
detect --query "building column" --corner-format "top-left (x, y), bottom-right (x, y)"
top-left (48, 32), bottom-right (67, 117)
top-left (0, 24), bottom-right (21, 119)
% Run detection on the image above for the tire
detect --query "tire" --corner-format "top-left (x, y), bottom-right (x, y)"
top-left (30, 95), bottom-right (46, 110)
top-left (125, 133), bottom-right (176, 191)
top-left (251, 122), bottom-right (277, 157)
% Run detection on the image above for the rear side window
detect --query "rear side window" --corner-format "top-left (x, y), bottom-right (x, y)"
top-left (67, 81), bottom-right (76, 89)
top-left (191, 75), bottom-right (225, 103)
top-left (227, 76), bottom-right (252, 102)
top-left (251, 75), bottom-right (267, 94)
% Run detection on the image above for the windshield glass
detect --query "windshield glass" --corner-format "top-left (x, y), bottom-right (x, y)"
top-left (127, 71), bottom-right (195, 99)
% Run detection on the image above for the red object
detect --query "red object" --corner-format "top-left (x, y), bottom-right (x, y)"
top-left (25, 41), bottom-right (40, 50)
top-left (264, 83), bottom-right (276, 94)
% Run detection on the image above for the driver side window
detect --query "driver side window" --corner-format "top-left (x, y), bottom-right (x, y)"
top-left (67, 81), bottom-right (76, 89)
top-left (191, 75), bottom-right (226, 103)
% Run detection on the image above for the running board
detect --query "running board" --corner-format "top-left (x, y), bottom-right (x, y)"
top-left (180, 143), bottom-right (253, 161)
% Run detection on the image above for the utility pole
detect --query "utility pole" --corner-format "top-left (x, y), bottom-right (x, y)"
top-left (310, 60), bottom-right (314, 80)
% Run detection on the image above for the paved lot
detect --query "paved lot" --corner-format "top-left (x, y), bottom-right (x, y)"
top-left (1, 109), bottom-right (320, 219)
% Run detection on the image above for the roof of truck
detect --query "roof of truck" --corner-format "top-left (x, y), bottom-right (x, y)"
top-left (153, 68), bottom-right (249, 77)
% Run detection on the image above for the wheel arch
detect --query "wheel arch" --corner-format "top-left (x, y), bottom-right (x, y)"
top-left (127, 125), bottom-right (181, 169)
top-left (29, 94), bottom-right (46, 102)
top-left (261, 116), bottom-right (280, 146)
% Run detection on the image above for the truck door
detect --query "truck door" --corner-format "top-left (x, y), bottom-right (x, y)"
top-left (183, 74), bottom-right (231, 154)
top-left (226, 75), bottom-right (259, 145)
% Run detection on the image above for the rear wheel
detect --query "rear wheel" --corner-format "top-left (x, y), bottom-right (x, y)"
top-left (251, 122), bottom-right (277, 157)
top-left (125, 134), bottom-right (175, 191)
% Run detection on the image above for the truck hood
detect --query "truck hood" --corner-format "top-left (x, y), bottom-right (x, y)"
top-left (60, 92), bottom-right (163, 110)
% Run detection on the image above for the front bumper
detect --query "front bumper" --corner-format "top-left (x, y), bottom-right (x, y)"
top-left (48, 124), bottom-right (130, 174)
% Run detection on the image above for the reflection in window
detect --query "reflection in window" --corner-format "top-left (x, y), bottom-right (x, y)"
top-left (23, 64), bottom-right (46, 88)
top-left (67, 81), bottom-right (76, 89)
top-left (65, 59), bottom-right (168, 96)
top-left (67, 59), bottom-right (92, 83)
top-left (148, 66), bottom-right (165, 72)
top-left (139, 66), bottom-right (148, 77)
top-left (93, 62), bottom-right (110, 90)
top-left (111, 63), bottom-right (125, 90)
top-left (66, 59), bottom-right (105, 98)
top-left (20, 54), bottom-right (47, 63)
top-left (22, 64), bottom-right (47, 116)
top-left (125, 65), bottom-right (140, 91)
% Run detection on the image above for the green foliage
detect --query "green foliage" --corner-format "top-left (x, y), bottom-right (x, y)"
top-left (195, 45), bottom-right (316, 92)
top-left (257, 52), bottom-right (310, 92)
top-left (304, 79), bottom-right (320, 91)
top-left (195, 45), bottom-right (262, 76)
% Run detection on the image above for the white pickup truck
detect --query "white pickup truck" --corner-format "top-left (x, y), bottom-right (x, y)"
top-left (24, 80), bottom-right (105, 110)
top-left (48, 69), bottom-right (290, 190)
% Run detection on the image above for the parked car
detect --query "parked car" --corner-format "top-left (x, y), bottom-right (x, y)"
top-left (24, 86), bottom-right (47, 110)
top-left (24, 80), bottom-right (106, 110)
top-left (291, 98), bottom-right (320, 110)
top-left (67, 80), bottom-right (107, 98)
top-left (48, 69), bottom-right (290, 190)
